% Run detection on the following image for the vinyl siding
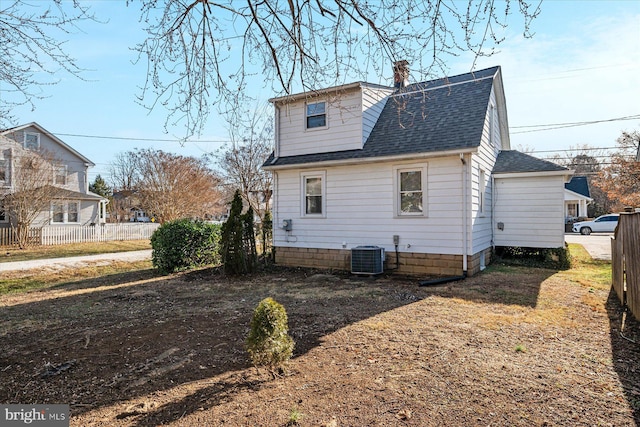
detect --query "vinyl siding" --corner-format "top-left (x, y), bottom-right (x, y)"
top-left (277, 89), bottom-right (365, 157)
top-left (276, 85), bottom-right (393, 157)
top-left (361, 86), bottom-right (393, 145)
top-left (470, 86), bottom-right (502, 254)
top-left (273, 156), bottom-right (466, 256)
top-left (493, 175), bottom-right (566, 248)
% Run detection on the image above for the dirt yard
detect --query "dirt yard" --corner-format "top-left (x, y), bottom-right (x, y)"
top-left (1, 258), bottom-right (639, 426)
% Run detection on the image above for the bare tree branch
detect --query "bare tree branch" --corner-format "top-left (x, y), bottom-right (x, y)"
top-left (0, 0), bottom-right (97, 127)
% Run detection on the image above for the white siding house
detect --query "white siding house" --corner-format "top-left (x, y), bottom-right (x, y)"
top-left (264, 65), bottom-right (571, 277)
top-left (0, 122), bottom-right (107, 230)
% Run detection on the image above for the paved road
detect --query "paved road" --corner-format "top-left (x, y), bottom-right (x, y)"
top-left (565, 233), bottom-right (613, 261)
top-left (0, 250), bottom-right (152, 272)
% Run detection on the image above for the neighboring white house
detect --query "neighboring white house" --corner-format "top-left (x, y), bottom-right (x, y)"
top-left (0, 122), bottom-right (107, 228)
top-left (262, 64), bottom-right (572, 277)
top-left (564, 176), bottom-right (592, 220)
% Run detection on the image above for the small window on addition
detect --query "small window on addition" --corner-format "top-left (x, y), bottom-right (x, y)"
top-left (306, 101), bottom-right (326, 129)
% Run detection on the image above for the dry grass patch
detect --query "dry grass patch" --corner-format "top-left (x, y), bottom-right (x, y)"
top-left (0, 246), bottom-right (638, 426)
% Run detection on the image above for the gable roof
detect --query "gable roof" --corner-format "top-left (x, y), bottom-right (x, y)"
top-left (0, 122), bottom-right (95, 166)
top-left (564, 176), bottom-right (591, 197)
top-left (493, 150), bottom-right (571, 175)
top-left (264, 66), bottom-right (502, 169)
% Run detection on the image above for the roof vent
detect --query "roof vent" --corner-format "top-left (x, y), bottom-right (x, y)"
top-left (351, 246), bottom-right (385, 275)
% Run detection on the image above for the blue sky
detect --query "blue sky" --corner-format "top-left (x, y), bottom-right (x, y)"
top-left (5, 0), bottom-right (640, 182)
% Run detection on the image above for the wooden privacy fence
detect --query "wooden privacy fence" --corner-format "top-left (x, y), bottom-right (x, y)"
top-left (0, 223), bottom-right (160, 247)
top-left (611, 212), bottom-right (640, 320)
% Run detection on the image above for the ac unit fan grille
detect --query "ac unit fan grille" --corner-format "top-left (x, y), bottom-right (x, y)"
top-left (351, 246), bottom-right (384, 275)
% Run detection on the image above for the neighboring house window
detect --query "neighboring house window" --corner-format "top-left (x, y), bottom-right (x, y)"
top-left (479, 170), bottom-right (486, 214)
top-left (567, 203), bottom-right (578, 218)
top-left (397, 166), bottom-right (426, 216)
top-left (68, 202), bottom-right (79, 223)
top-left (54, 165), bottom-right (67, 185)
top-left (52, 202), bottom-right (80, 223)
top-left (306, 101), bottom-right (326, 129)
top-left (52, 203), bottom-right (65, 223)
top-left (0, 159), bottom-right (6, 183)
top-left (302, 172), bottom-right (325, 216)
top-left (24, 132), bottom-right (40, 150)
top-left (0, 200), bottom-right (7, 222)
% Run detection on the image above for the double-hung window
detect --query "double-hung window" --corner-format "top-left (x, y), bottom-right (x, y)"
top-left (52, 202), bottom-right (80, 223)
top-left (24, 132), bottom-right (40, 150)
top-left (0, 200), bottom-right (7, 223)
top-left (306, 101), bottom-right (326, 129)
top-left (0, 159), bottom-right (6, 184)
top-left (54, 165), bottom-right (67, 185)
top-left (396, 165), bottom-right (426, 216)
top-left (302, 172), bottom-right (325, 216)
top-left (52, 203), bottom-right (65, 223)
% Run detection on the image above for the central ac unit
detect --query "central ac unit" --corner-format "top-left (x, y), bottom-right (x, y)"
top-left (351, 246), bottom-right (385, 275)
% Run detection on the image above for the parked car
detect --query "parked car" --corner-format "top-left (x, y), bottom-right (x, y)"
top-left (572, 214), bottom-right (619, 235)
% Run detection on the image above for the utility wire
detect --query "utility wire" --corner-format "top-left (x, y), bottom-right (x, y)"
top-left (511, 114), bottom-right (640, 134)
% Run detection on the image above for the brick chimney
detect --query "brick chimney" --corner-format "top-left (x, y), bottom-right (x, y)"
top-left (393, 60), bottom-right (409, 88)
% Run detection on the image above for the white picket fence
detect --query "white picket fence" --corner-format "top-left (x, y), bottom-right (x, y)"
top-left (0, 223), bottom-right (160, 247)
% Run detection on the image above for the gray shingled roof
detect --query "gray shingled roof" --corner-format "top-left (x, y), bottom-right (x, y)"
top-left (565, 176), bottom-right (591, 197)
top-left (493, 150), bottom-right (569, 174)
top-left (264, 66), bottom-right (500, 168)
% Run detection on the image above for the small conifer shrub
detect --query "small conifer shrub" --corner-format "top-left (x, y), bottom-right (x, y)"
top-left (246, 297), bottom-right (294, 377)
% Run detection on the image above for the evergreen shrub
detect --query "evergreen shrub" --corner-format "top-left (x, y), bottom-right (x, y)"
top-left (151, 218), bottom-right (221, 273)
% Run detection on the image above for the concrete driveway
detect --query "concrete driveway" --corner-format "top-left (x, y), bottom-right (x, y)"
top-left (565, 233), bottom-right (613, 261)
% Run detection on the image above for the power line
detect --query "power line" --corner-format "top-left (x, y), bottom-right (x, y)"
top-left (52, 132), bottom-right (231, 144)
top-left (511, 114), bottom-right (640, 134)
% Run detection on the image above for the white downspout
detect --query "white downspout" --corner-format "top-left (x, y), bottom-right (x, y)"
top-left (460, 153), bottom-right (468, 274)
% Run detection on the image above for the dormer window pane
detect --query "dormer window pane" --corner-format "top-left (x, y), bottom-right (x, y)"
top-left (306, 102), bottom-right (326, 129)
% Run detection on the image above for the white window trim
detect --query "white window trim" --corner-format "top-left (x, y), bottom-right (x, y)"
top-left (51, 201), bottom-right (80, 224)
top-left (300, 171), bottom-right (326, 218)
top-left (394, 164), bottom-right (428, 218)
top-left (54, 165), bottom-right (67, 186)
top-left (24, 132), bottom-right (40, 150)
top-left (0, 158), bottom-right (7, 186)
top-left (305, 100), bottom-right (328, 131)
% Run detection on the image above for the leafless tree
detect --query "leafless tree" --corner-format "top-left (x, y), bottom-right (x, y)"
top-left (109, 151), bottom-right (140, 192)
top-left (119, 149), bottom-right (225, 223)
top-left (216, 104), bottom-right (274, 222)
top-left (2, 1), bottom-right (541, 137)
top-left (546, 145), bottom-right (612, 217)
top-left (130, 0), bottom-right (542, 136)
top-left (593, 131), bottom-right (640, 212)
top-left (3, 149), bottom-right (64, 248)
top-left (0, 1), bottom-right (96, 127)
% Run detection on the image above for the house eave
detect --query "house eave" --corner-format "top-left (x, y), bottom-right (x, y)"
top-left (565, 188), bottom-right (593, 202)
top-left (493, 169), bottom-right (575, 179)
top-left (262, 147), bottom-right (478, 171)
top-left (269, 81), bottom-right (393, 104)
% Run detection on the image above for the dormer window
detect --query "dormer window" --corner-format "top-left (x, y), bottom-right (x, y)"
top-left (24, 132), bottom-right (40, 150)
top-left (306, 101), bottom-right (326, 129)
